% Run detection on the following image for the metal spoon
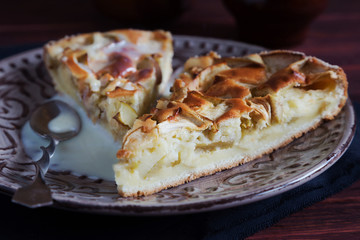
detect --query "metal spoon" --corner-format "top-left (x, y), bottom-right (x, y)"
top-left (12, 100), bottom-right (81, 208)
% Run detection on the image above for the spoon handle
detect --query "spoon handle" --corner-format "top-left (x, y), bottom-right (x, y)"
top-left (38, 137), bottom-right (58, 176)
top-left (11, 139), bottom-right (57, 208)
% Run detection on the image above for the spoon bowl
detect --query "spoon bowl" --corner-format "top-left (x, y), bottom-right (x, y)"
top-left (30, 100), bottom-right (82, 141)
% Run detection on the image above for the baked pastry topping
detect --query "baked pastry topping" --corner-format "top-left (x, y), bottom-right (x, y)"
top-left (44, 29), bottom-right (173, 141)
top-left (114, 50), bottom-right (348, 197)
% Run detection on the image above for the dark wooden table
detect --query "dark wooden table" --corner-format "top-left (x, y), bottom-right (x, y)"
top-left (1, 0), bottom-right (359, 238)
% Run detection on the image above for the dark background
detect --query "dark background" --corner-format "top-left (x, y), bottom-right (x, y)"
top-left (0, 0), bottom-right (359, 239)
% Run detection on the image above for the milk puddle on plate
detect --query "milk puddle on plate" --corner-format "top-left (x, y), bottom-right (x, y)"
top-left (21, 95), bottom-right (120, 181)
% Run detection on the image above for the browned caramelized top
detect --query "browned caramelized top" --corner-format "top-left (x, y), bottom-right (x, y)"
top-left (145, 50), bottom-right (347, 132)
top-left (44, 29), bottom-right (172, 101)
top-left (214, 66), bottom-right (266, 85)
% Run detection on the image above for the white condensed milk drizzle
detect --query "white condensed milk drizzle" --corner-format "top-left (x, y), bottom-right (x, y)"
top-left (21, 95), bottom-right (120, 181)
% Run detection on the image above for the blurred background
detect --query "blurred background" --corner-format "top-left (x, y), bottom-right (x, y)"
top-left (0, 0), bottom-right (357, 46)
top-left (0, 1), bottom-right (360, 239)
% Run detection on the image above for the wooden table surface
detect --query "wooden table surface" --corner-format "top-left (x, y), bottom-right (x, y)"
top-left (1, 0), bottom-right (359, 239)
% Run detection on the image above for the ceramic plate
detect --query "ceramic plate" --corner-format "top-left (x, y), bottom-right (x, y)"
top-left (0, 36), bottom-right (355, 215)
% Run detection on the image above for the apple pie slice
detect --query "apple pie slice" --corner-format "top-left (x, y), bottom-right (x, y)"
top-left (114, 50), bottom-right (348, 197)
top-left (44, 29), bottom-right (173, 141)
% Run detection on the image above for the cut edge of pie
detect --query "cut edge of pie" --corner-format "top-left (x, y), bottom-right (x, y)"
top-left (114, 50), bottom-right (348, 197)
top-left (43, 29), bottom-right (173, 141)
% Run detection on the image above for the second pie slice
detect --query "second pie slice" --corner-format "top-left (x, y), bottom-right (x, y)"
top-left (44, 29), bottom-right (173, 141)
